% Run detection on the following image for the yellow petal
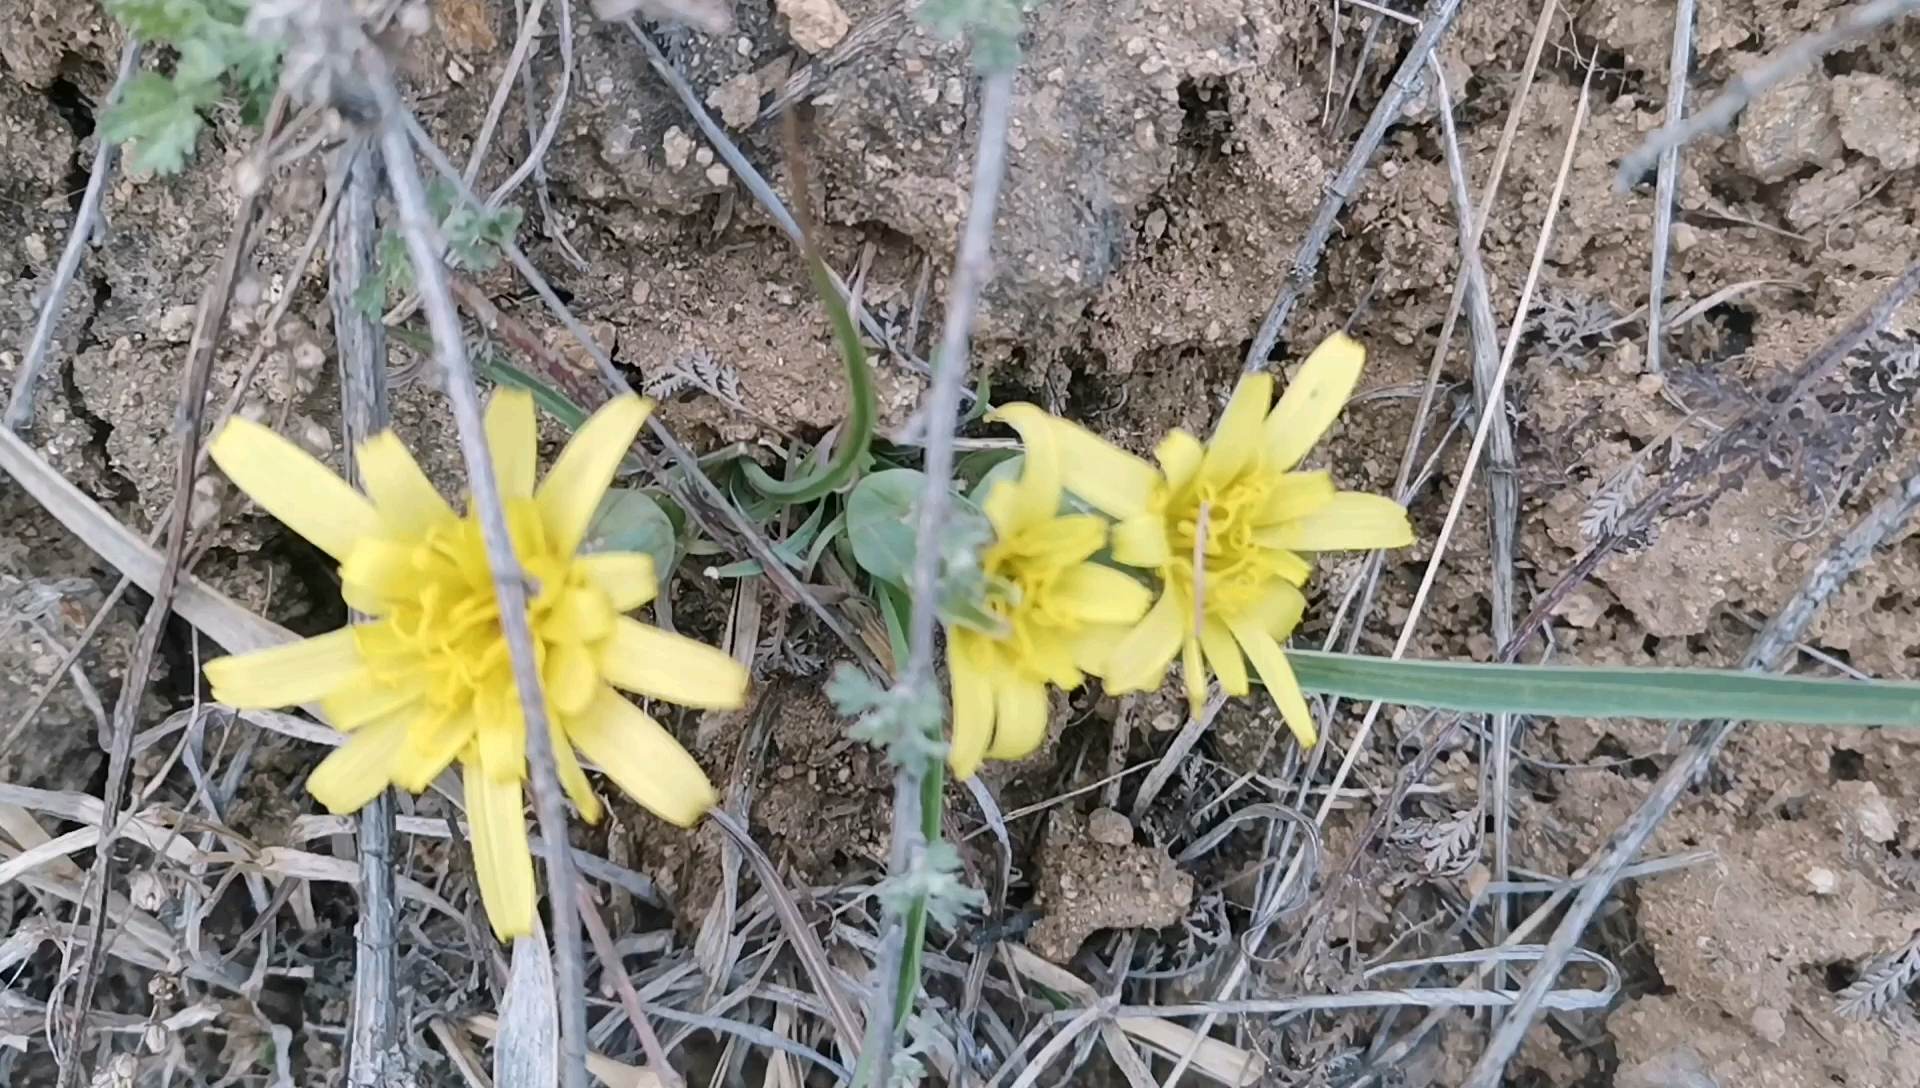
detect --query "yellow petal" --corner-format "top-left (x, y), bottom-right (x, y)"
top-left (1003, 515), bottom-right (1105, 565)
top-left (1266, 492), bottom-right (1414, 552)
top-left (1068, 624), bottom-right (1127, 678)
top-left (306, 717), bottom-right (404, 814)
top-left (547, 714), bottom-right (602, 823)
top-left (465, 757), bottom-right (536, 940)
top-left (985, 676), bottom-right (1048, 761)
top-left (1155, 430), bottom-right (1204, 492)
top-left (1271, 548), bottom-right (1313, 586)
top-left (1180, 633), bottom-right (1208, 715)
top-left (946, 632), bottom-right (996, 780)
top-left (484, 389), bottom-right (538, 500)
top-left (576, 552), bottom-right (658, 612)
top-left (1053, 564), bottom-right (1152, 625)
top-left (208, 418), bottom-right (380, 562)
top-left (545, 640), bottom-right (599, 717)
top-left (1240, 580), bottom-right (1308, 641)
top-left (986, 404), bottom-right (1063, 533)
top-left (1256, 470), bottom-right (1337, 525)
top-left (356, 431), bottom-right (453, 538)
top-left (1201, 374), bottom-right (1272, 485)
top-left (569, 685), bottom-right (716, 826)
top-left (340, 538), bottom-right (412, 615)
top-left (550, 585), bottom-right (616, 644)
top-left (1227, 620), bottom-right (1317, 747)
top-left (1265, 333), bottom-right (1365, 471)
top-left (1200, 620), bottom-right (1247, 697)
top-left (319, 674), bottom-right (418, 731)
top-left (600, 617), bottom-right (749, 709)
top-left (393, 708), bottom-right (474, 794)
top-left (537, 394), bottom-right (653, 557)
top-left (1103, 591), bottom-right (1184, 693)
top-left (478, 690), bottom-right (527, 785)
top-left (204, 628), bottom-right (361, 708)
top-left (1111, 514), bottom-right (1171, 569)
top-left (1019, 411), bottom-right (1160, 519)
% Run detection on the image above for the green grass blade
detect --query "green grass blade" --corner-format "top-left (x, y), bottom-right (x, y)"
top-left (1285, 651), bottom-right (1920, 726)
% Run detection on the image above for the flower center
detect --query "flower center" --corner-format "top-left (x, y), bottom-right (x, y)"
top-left (979, 531), bottom-right (1084, 657)
top-left (356, 499), bottom-right (587, 715)
top-left (1162, 470), bottom-right (1289, 618)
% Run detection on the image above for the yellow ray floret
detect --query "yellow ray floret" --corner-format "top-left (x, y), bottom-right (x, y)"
top-left (202, 392), bottom-right (748, 939)
top-left (944, 405), bottom-right (1151, 779)
top-left (1003, 334), bottom-right (1413, 748)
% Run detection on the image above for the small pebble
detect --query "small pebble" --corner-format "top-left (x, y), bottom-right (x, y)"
top-left (1751, 1006), bottom-right (1787, 1045)
top-left (1087, 808), bottom-right (1133, 846)
top-left (1805, 866), bottom-right (1841, 896)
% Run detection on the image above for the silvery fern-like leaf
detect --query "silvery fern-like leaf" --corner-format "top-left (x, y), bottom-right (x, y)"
top-left (1839, 934), bottom-right (1920, 1021)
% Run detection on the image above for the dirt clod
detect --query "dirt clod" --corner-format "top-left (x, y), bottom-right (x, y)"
top-left (1027, 809), bottom-right (1193, 962)
top-left (1738, 71), bottom-right (1842, 183)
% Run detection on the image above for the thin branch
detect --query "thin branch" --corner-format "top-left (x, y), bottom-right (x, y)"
top-left (1242, 0), bottom-right (1462, 371)
top-left (4, 41), bottom-right (140, 431)
top-left (1463, 452), bottom-right (1920, 1087)
top-left (871, 67), bottom-right (1015, 1082)
top-left (463, 0), bottom-right (550, 187)
top-left (490, 0), bottom-right (574, 210)
top-left (1614, 0), bottom-right (1920, 187)
top-left (366, 60), bottom-right (589, 1088)
top-left (332, 140), bottom-right (401, 1088)
top-left (1644, 0), bottom-right (1696, 374)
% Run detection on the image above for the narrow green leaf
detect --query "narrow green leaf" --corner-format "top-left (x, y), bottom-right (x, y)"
top-left (1285, 651), bottom-right (1920, 727)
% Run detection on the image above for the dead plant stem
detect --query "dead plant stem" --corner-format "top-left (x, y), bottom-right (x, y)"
top-left (368, 63), bottom-right (589, 1088)
top-left (873, 67), bottom-right (1014, 1085)
top-left (332, 140), bottom-right (402, 1088)
top-left (398, 114), bottom-right (887, 680)
top-left (1644, 0), bottom-right (1696, 374)
top-left (1616, 0), bottom-right (1920, 187)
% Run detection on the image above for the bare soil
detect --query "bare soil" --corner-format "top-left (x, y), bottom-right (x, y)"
top-left (6, 0), bottom-right (1920, 1084)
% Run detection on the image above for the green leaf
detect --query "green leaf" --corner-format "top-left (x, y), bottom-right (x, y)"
top-left (1284, 651), bottom-right (1920, 726)
top-left (581, 488), bottom-right (677, 581)
top-left (106, 0), bottom-right (210, 42)
top-left (100, 71), bottom-right (215, 176)
top-left (847, 469), bottom-right (927, 586)
top-left (968, 452), bottom-right (1022, 503)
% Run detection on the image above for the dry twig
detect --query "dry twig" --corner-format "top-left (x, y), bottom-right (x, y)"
top-left (367, 55), bottom-right (591, 1088)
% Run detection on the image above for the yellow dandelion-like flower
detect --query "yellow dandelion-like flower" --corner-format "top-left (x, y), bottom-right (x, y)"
top-left (944, 406), bottom-right (1152, 778)
top-left (1016, 334), bottom-right (1413, 747)
top-left (202, 391), bottom-right (748, 938)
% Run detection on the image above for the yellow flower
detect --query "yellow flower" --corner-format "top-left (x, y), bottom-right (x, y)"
top-left (1017, 334), bottom-right (1413, 747)
top-left (202, 392), bottom-right (747, 939)
top-left (945, 406), bottom-right (1151, 778)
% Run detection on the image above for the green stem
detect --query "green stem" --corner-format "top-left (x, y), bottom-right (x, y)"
top-left (892, 756), bottom-right (946, 1033)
